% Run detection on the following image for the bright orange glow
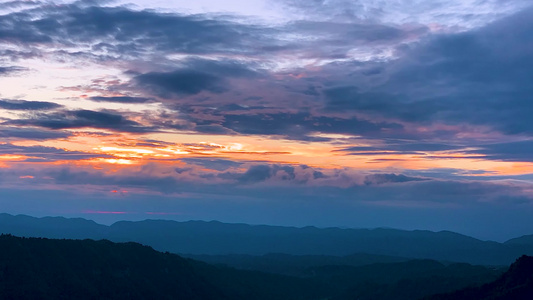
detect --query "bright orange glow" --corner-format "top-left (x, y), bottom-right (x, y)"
top-left (5, 129), bottom-right (533, 179)
top-left (99, 146), bottom-right (155, 154)
top-left (0, 155), bottom-right (27, 161)
top-left (491, 163), bottom-right (533, 176)
top-left (97, 158), bottom-right (134, 165)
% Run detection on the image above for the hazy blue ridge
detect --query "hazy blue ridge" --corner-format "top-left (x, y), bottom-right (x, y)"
top-left (1, 213), bottom-right (533, 265)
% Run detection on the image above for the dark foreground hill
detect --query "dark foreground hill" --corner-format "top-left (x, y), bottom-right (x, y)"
top-left (183, 252), bottom-right (410, 277)
top-left (1, 213), bottom-right (533, 265)
top-left (0, 234), bottom-right (325, 300)
top-left (0, 234), bottom-right (507, 300)
top-left (0, 234), bottom-right (224, 299)
top-left (425, 255), bottom-right (533, 300)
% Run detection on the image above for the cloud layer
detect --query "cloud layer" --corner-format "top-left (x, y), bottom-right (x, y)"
top-left (0, 0), bottom-right (532, 240)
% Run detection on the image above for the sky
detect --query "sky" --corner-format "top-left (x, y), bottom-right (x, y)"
top-left (1, 0), bottom-right (533, 241)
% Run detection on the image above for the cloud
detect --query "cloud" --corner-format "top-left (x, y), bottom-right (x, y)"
top-left (3, 161), bottom-right (529, 210)
top-left (363, 173), bottom-right (426, 185)
top-left (0, 99), bottom-right (62, 110)
top-left (0, 127), bottom-right (71, 140)
top-left (0, 143), bottom-right (109, 162)
top-left (276, 0), bottom-right (530, 28)
top-left (321, 6), bottom-right (533, 138)
top-left (172, 109), bottom-right (403, 140)
top-left (88, 96), bottom-right (153, 104)
top-left (134, 59), bottom-right (261, 97)
top-left (0, 66), bottom-right (27, 76)
top-left (239, 165), bottom-right (279, 183)
top-left (467, 140), bottom-right (533, 162)
top-left (135, 70), bottom-right (224, 97)
top-left (180, 158), bottom-right (242, 171)
top-left (0, 1), bottom-right (40, 10)
top-left (338, 141), bottom-right (465, 155)
top-left (5, 109), bottom-right (153, 133)
top-left (0, 4), bottom-right (275, 57)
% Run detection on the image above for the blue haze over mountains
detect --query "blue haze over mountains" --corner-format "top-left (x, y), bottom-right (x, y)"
top-left (2, 213), bottom-right (533, 266)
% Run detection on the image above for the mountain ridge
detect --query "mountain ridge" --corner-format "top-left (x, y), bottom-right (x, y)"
top-left (1, 213), bottom-right (532, 265)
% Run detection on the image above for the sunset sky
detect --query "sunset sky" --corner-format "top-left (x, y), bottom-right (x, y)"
top-left (1, 0), bottom-right (533, 241)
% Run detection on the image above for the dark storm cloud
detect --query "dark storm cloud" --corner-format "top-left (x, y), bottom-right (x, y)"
top-left (467, 140), bottom-right (533, 162)
top-left (323, 86), bottom-right (437, 123)
top-left (323, 7), bottom-right (533, 136)
top-left (0, 127), bottom-right (71, 140)
top-left (134, 59), bottom-right (261, 97)
top-left (135, 70), bottom-right (224, 96)
top-left (155, 103), bottom-right (404, 140)
top-left (219, 112), bottom-right (402, 140)
top-left (89, 96), bottom-right (153, 104)
top-left (5, 109), bottom-right (152, 133)
top-left (0, 99), bottom-right (62, 110)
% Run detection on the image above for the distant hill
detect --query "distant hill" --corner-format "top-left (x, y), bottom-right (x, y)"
top-left (1, 213), bottom-right (533, 265)
top-left (425, 255), bottom-right (533, 300)
top-left (0, 213), bottom-right (107, 240)
top-left (0, 234), bottom-right (504, 300)
top-left (506, 234), bottom-right (533, 246)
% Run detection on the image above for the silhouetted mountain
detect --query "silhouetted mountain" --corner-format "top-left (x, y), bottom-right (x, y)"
top-left (190, 254), bottom-right (503, 300)
top-left (184, 252), bottom-right (409, 277)
top-left (425, 255), bottom-right (533, 300)
top-left (0, 234), bottom-right (225, 299)
top-left (0, 234), bottom-right (326, 300)
top-left (323, 260), bottom-right (502, 300)
top-left (1, 213), bottom-right (533, 265)
top-left (0, 234), bottom-right (503, 300)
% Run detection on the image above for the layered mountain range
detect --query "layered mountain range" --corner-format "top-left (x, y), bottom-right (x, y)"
top-left (1, 213), bottom-right (532, 265)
